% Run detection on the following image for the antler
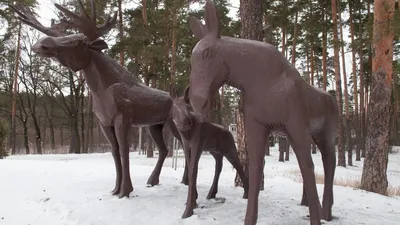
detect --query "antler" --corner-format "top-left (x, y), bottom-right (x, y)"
top-left (10, 3), bottom-right (70, 37)
top-left (54, 0), bottom-right (117, 41)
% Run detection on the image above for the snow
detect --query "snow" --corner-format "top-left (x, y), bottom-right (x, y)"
top-left (1, 146), bottom-right (400, 225)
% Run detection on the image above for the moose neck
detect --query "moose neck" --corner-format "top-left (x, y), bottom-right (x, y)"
top-left (82, 50), bottom-right (137, 94)
top-left (219, 36), bottom-right (288, 92)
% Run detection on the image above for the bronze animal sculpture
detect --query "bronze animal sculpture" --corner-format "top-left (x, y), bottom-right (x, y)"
top-left (187, 1), bottom-right (338, 225)
top-left (10, 0), bottom-right (191, 198)
top-left (169, 84), bottom-right (249, 218)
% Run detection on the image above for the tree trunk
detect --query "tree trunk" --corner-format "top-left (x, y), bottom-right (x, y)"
top-left (22, 119), bottom-right (29, 154)
top-left (47, 106), bottom-right (56, 150)
top-left (265, 136), bottom-right (270, 156)
top-left (42, 115), bottom-right (47, 148)
top-left (31, 114), bottom-right (42, 154)
top-left (11, 22), bottom-right (21, 155)
top-left (69, 116), bottom-right (81, 154)
top-left (85, 92), bottom-right (93, 153)
top-left (331, 0), bottom-right (345, 167)
top-left (60, 125), bottom-right (64, 147)
top-left (234, 101), bottom-right (249, 187)
top-left (236, 0), bottom-right (264, 191)
top-left (359, 15), bottom-right (366, 159)
top-left (349, 2), bottom-right (361, 161)
top-left (170, 4), bottom-right (177, 84)
top-left (118, 0), bottom-right (124, 66)
top-left (278, 136), bottom-right (285, 162)
top-left (285, 139), bottom-right (289, 161)
top-left (322, 9), bottom-right (328, 91)
top-left (281, 26), bottom-right (286, 57)
top-left (391, 78), bottom-right (398, 145)
top-left (291, 10), bottom-right (298, 66)
top-left (338, 2), bottom-right (351, 165)
top-left (80, 73), bottom-right (86, 153)
top-left (360, 0), bottom-right (394, 195)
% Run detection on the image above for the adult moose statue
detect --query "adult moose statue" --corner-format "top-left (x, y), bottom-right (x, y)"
top-left (187, 1), bottom-right (338, 225)
top-left (10, 0), bottom-right (187, 198)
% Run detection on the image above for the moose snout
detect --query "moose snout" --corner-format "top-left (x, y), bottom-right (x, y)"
top-left (190, 94), bottom-right (211, 117)
top-left (32, 37), bottom-right (56, 55)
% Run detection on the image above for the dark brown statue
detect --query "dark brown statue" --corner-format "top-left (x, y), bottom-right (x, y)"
top-left (187, 1), bottom-right (339, 225)
top-left (10, 0), bottom-right (188, 198)
top-left (168, 84), bottom-right (249, 218)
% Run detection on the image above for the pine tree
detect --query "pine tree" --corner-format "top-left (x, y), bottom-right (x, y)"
top-left (360, 0), bottom-right (395, 195)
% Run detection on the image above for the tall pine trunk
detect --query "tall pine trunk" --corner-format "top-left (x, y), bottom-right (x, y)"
top-left (331, 0), bottom-right (345, 167)
top-left (359, 3), bottom-right (366, 158)
top-left (338, 2), bottom-right (352, 166)
top-left (322, 9), bottom-right (328, 91)
top-left (11, 22), bottom-right (21, 155)
top-left (235, 0), bottom-right (264, 191)
top-left (360, 0), bottom-right (394, 195)
top-left (349, 2), bottom-right (361, 161)
top-left (118, 0), bottom-right (124, 66)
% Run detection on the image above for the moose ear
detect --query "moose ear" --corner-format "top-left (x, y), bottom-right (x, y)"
top-left (183, 85), bottom-right (190, 103)
top-left (204, 0), bottom-right (220, 38)
top-left (189, 17), bottom-right (206, 39)
top-left (89, 39), bottom-right (108, 51)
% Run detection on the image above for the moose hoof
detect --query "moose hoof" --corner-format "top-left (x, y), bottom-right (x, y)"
top-left (111, 187), bottom-right (120, 195)
top-left (300, 199), bottom-right (309, 206)
top-left (147, 177), bottom-right (159, 187)
top-left (118, 185), bottom-right (133, 199)
top-left (206, 193), bottom-right (216, 200)
top-left (181, 179), bottom-right (189, 186)
top-left (310, 219), bottom-right (322, 225)
top-left (181, 209), bottom-right (194, 219)
top-left (322, 208), bottom-right (332, 221)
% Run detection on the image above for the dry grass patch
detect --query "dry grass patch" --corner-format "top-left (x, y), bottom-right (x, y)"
top-left (286, 169), bottom-right (400, 196)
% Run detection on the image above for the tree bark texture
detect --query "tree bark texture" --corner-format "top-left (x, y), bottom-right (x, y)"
top-left (338, 1), bottom-right (352, 165)
top-left (349, 2), bottom-right (361, 161)
top-left (331, 0), bottom-right (346, 167)
top-left (11, 22), bottom-right (21, 155)
top-left (235, 0), bottom-right (264, 191)
top-left (360, 0), bottom-right (394, 195)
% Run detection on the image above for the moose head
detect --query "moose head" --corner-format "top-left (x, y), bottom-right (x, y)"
top-left (10, 0), bottom-right (117, 72)
top-left (169, 85), bottom-right (193, 132)
top-left (188, 0), bottom-right (227, 117)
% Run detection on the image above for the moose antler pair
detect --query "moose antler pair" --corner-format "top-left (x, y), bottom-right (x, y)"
top-left (10, 0), bottom-right (117, 41)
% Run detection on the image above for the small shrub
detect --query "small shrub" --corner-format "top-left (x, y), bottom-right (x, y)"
top-left (0, 118), bottom-right (9, 159)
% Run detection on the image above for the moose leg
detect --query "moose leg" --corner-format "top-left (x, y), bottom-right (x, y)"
top-left (181, 161), bottom-right (189, 185)
top-left (182, 146), bottom-right (202, 218)
top-left (147, 124), bottom-right (168, 186)
top-left (314, 131), bottom-right (336, 221)
top-left (207, 152), bottom-right (223, 199)
top-left (288, 126), bottom-right (322, 225)
top-left (243, 118), bottom-right (268, 225)
top-left (167, 120), bottom-right (189, 185)
top-left (300, 182), bottom-right (308, 206)
top-left (225, 147), bottom-right (249, 199)
top-left (114, 118), bottom-right (133, 198)
top-left (301, 160), bottom-right (315, 206)
top-left (100, 124), bottom-right (121, 195)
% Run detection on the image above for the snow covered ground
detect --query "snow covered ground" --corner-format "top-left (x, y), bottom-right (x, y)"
top-left (1, 146), bottom-right (400, 225)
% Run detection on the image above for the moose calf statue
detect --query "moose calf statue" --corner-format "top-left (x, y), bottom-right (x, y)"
top-left (168, 84), bottom-right (249, 218)
top-left (186, 1), bottom-right (339, 225)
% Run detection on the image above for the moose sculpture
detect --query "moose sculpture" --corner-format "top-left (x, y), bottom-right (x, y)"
top-left (10, 0), bottom-right (189, 198)
top-left (187, 1), bottom-right (339, 225)
top-left (168, 84), bottom-right (249, 218)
